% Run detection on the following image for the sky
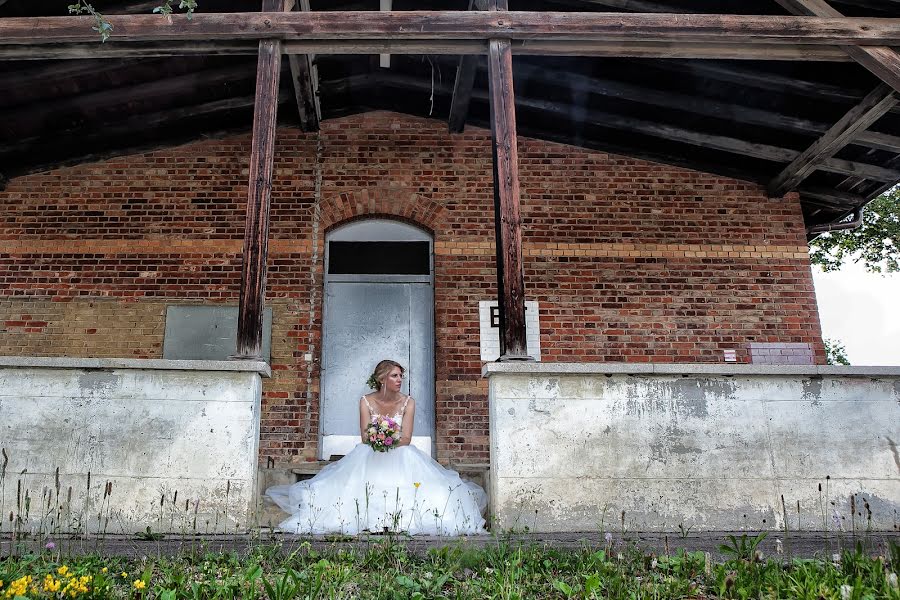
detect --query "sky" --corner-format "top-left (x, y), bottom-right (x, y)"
top-left (812, 262), bottom-right (900, 366)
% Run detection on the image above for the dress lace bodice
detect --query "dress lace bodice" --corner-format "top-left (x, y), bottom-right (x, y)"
top-left (363, 395), bottom-right (411, 423)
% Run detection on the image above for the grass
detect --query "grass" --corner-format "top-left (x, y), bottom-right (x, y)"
top-left (1, 536), bottom-right (898, 599)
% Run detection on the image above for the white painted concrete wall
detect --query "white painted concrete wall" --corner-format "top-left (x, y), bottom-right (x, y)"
top-left (486, 363), bottom-right (900, 533)
top-left (0, 358), bottom-right (269, 535)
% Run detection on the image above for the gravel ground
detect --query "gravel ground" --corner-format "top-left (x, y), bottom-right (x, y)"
top-left (3, 530), bottom-right (898, 560)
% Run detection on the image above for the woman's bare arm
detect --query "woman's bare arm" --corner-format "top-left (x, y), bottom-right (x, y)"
top-left (359, 397), bottom-right (372, 443)
top-left (397, 397), bottom-right (416, 447)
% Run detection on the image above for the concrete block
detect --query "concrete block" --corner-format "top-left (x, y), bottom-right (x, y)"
top-left (0, 360), bottom-right (263, 534)
top-left (487, 367), bottom-right (900, 533)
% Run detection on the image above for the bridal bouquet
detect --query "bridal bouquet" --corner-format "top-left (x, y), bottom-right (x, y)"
top-left (365, 416), bottom-right (401, 452)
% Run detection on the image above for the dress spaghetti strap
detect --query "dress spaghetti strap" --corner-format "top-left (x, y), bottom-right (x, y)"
top-left (400, 396), bottom-right (411, 414)
top-left (362, 395), bottom-right (374, 413)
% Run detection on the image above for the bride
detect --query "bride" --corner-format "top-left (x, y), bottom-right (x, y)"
top-left (266, 359), bottom-right (488, 535)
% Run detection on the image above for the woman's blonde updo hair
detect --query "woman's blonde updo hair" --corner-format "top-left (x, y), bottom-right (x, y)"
top-left (366, 359), bottom-right (405, 391)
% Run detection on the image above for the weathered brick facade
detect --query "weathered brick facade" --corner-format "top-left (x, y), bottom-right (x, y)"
top-left (0, 111), bottom-right (825, 465)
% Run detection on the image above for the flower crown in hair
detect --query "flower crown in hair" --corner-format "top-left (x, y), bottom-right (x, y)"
top-left (366, 372), bottom-right (380, 390)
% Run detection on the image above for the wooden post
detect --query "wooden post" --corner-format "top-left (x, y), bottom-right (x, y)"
top-left (235, 33), bottom-right (282, 359)
top-left (488, 37), bottom-right (529, 360)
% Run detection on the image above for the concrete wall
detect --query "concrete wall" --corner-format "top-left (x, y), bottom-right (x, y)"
top-left (1, 111), bottom-right (826, 467)
top-left (486, 363), bottom-right (900, 533)
top-left (0, 357), bottom-right (269, 535)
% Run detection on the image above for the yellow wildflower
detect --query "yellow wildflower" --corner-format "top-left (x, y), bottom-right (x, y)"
top-left (4, 575), bottom-right (32, 598)
top-left (133, 579), bottom-right (146, 590)
top-left (43, 574), bottom-right (62, 593)
top-left (58, 565), bottom-right (70, 576)
top-left (414, 482), bottom-right (421, 489)
top-left (101, 567), bottom-right (108, 573)
top-left (121, 572), bottom-right (128, 578)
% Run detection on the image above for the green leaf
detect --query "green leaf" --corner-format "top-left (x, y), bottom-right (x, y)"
top-left (552, 579), bottom-right (574, 595)
top-left (809, 186), bottom-right (900, 274)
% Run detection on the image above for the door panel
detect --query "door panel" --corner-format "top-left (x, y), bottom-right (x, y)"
top-left (407, 283), bottom-right (435, 435)
top-left (320, 281), bottom-right (434, 458)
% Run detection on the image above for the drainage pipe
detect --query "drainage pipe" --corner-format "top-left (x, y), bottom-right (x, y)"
top-left (806, 207), bottom-right (863, 235)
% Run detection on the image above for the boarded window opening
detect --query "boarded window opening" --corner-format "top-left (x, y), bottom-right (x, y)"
top-left (327, 241), bottom-right (430, 275)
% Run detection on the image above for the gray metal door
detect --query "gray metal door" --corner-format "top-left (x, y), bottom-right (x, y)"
top-left (320, 220), bottom-right (434, 458)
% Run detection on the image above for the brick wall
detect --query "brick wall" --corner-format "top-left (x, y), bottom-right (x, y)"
top-left (0, 111), bottom-right (826, 465)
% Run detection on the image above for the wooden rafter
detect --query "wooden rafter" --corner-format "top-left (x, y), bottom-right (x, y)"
top-left (767, 84), bottom-right (897, 197)
top-left (362, 70), bottom-right (900, 182)
top-left (449, 0), bottom-right (492, 134)
top-left (2, 13), bottom-right (900, 48)
top-left (799, 186), bottom-right (869, 209)
top-left (2, 63), bottom-right (258, 136)
top-left (775, 0), bottom-right (900, 93)
top-left (0, 91), bottom-right (291, 160)
top-left (508, 61), bottom-right (900, 153)
top-left (285, 0), bottom-right (320, 132)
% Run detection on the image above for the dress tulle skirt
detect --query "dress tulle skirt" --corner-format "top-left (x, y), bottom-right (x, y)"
top-left (266, 444), bottom-right (487, 535)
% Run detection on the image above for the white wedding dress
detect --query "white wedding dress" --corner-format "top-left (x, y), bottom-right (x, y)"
top-left (266, 396), bottom-right (487, 535)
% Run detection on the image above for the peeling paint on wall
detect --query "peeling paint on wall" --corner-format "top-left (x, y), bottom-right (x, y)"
top-left (489, 369), bottom-right (900, 532)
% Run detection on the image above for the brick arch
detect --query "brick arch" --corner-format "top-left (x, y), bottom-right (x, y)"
top-left (317, 188), bottom-right (446, 231)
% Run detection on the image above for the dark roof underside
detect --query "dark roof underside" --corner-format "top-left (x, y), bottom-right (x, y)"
top-left (1, 0), bottom-right (899, 233)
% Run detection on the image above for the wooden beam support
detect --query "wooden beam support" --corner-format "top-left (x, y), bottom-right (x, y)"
top-left (768, 84), bottom-right (897, 197)
top-left (236, 32), bottom-right (283, 359)
top-left (2, 40), bottom-right (854, 61)
top-left (775, 0), bottom-right (900, 93)
top-left (449, 0), bottom-right (497, 134)
top-left (3, 13), bottom-right (900, 48)
top-left (449, 54), bottom-right (479, 132)
top-left (488, 38), bottom-right (528, 360)
top-left (286, 0), bottom-right (320, 132)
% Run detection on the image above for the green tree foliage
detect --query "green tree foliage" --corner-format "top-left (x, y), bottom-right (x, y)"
top-left (809, 186), bottom-right (900, 273)
top-left (67, 1), bottom-right (198, 43)
top-left (824, 337), bottom-right (851, 365)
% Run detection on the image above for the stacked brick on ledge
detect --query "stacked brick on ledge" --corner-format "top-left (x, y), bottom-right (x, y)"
top-left (0, 111), bottom-right (826, 466)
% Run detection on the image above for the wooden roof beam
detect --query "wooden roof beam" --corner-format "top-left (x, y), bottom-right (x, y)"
top-left (799, 186), bottom-right (868, 209)
top-left (360, 71), bottom-right (900, 182)
top-left (774, 0), bottom-right (900, 93)
top-left (2, 12), bottom-right (900, 48)
top-left (767, 83), bottom-right (897, 197)
top-left (285, 0), bottom-right (320, 132)
top-left (508, 61), bottom-right (900, 153)
top-left (0, 43), bottom-right (853, 62)
top-left (578, 0), bottom-right (690, 12)
top-left (449, 0), bottom-right (493, 134)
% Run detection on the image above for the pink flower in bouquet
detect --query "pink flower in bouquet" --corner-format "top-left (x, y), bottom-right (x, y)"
top-left (365, 415), bottom-right (401, 452)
